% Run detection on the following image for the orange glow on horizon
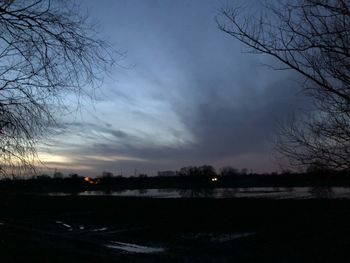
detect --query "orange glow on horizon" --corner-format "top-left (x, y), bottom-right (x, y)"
top-left (83, 176), bottom-right (100, 185)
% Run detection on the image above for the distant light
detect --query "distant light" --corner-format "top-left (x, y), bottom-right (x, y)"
top-left (84, 176), bottom-right (100, 185)
top-left (211, 177), bottom-right (218, 182)
top-left (84, 177), bottom-right (91, 182)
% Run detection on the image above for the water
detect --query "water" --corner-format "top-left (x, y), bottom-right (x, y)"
top-left (47, 187), bottom-right (350, 199)
top-left (184, 232), bottom-right (256, 242)
top-left (106, 241), bottom-right (165, 254)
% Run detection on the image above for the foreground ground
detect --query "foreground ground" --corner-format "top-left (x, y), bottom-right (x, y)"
top-left (0, 194), bottom-right (350, 262)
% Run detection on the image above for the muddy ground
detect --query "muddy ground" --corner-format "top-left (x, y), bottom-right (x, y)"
top-left (0, 194), bottom-right (350, 262)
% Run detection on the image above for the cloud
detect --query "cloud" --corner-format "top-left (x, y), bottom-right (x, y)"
top-left (38, 0), bottom-right (312, 175)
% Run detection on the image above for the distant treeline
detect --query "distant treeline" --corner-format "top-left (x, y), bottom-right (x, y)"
top-left (1, 165), bottom-right (350, 193)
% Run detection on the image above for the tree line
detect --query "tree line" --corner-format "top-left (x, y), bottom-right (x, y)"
top-left (1, 164), bottom-right (350, 194)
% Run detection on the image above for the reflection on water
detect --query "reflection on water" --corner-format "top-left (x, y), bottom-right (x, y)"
top-left (138, 189), bottom-right (148, 195)
top-left (47, 187), bottom-right (350, 199)
top-left (178, 188), bottom-right (215, 198)
top-left (309, 186), bottom-right (334, 198)
top-left (184, 232), bottom-right (255, 242)
top-left (106, 241), bottom-right (165, 254)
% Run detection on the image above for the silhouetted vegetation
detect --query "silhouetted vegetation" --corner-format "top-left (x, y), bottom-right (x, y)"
top-left (0, 1), bottom-right (114, 176)
top-left (1, 164), bottom-right (350, 194)
top-left (217, 1), bottom-right (350, 171)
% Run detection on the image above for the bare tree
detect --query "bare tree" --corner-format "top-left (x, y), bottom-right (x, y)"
top-left (217, 0), bottom-right (350, 171)
top-left (0, 0), bottom-right (114, 176)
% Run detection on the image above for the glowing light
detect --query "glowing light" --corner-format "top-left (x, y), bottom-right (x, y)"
top-left (83, 176), bottom-right (100, 185)
top-left (211, 177), bottom-right (218, 182)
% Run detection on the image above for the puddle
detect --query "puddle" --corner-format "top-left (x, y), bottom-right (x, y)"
top-left (210, 232), bottom-right (255, 242)
top-left (184, 232), bottom-right (255, 242)
top-left (92, 227), bottom-right (108, 232)
top-left (55, 220), bottom-right (73, 231)
top-left (106, 241), bottom-right (165, 254)
top-left (54, 221), bottom-right (109, 233)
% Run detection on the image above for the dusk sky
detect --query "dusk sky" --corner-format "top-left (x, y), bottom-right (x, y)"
top-left (38, 0), bottom-right (308, 176)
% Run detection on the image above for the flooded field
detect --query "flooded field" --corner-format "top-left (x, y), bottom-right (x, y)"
top-left (47, 186), bottom-right (350, 199)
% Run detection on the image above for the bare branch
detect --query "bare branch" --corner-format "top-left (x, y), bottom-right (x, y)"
top-left (218, 0), bottom-right (350, 171)
top-left (0, 0), bottom-right (115, 176)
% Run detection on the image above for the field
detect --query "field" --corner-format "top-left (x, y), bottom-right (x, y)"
top-left (0, 194), bottom-right (350, 262)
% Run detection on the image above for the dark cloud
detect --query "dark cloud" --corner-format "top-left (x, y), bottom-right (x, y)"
top-left (179, 75), bottom-right (308, 156)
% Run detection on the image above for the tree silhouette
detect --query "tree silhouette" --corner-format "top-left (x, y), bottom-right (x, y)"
top-left (0, 0), bottom-right (114, 175)
top-left (217, 0), bottom-right (350, 171)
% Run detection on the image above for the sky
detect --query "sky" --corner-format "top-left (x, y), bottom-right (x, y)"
top-left (38, 0), bottom-right (308, 176)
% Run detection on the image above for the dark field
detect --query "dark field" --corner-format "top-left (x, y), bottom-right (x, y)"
top-left (1, 194), bottom-right (350, 262)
